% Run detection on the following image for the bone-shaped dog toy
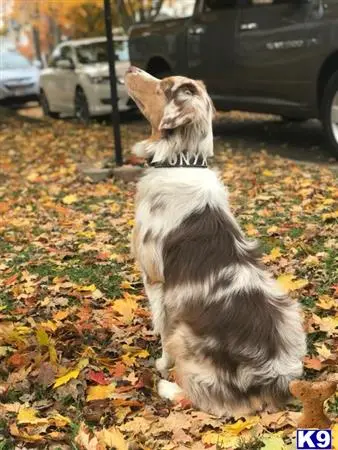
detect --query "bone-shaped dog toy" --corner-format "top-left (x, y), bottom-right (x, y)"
top-left (289, 380), bottom-right (337, 429)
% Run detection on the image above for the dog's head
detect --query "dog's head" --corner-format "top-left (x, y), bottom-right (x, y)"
top-left (124, 67), bottom-right (215, 160)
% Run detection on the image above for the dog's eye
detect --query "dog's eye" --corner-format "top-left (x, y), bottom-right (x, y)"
top-left (184, 89), bottom-right (193, 96)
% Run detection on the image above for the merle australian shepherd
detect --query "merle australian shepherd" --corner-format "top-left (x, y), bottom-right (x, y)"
top-left (124, 66), bottom-right (306, 417)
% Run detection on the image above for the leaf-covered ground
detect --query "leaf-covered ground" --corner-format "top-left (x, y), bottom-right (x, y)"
top-left (0, 109), bottom-right (337, 450)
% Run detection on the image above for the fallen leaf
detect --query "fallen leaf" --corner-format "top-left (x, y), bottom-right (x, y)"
top-left (317, 295), bottom-right (337, 310)
top-left (277, 274), bottom-right (308, 292)
top-left (62, 194), bottom-right (78, 205)
top-left (96, 427), bottom-right (128, 450)
top-left (17, 407), bottom-right (48, 425)
top-left (112, 295), bottom-right (138, 324)
top-left (261, 435), bottom-right (287, 450)
top-left (86, 383), bottom-right (116, 402)
top-left (54, 368), bottom-right (81, 389)
top-left (75, 422), bottom-right (101, 450)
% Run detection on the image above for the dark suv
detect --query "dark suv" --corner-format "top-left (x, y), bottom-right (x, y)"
top-left (129, 0), bottom-right (338, 156)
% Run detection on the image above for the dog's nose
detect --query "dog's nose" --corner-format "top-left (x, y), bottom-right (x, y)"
top-left (127, 66), bottom-right (141, 74)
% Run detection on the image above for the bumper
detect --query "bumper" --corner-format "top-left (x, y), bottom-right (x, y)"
top-left (0, 83), bottom-right (39, 101)
top-left (84, 82), bottom-right (135, 116)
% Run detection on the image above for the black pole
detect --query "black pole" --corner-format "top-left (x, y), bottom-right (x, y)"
top-left (103, 0), bottom-right (123, 166)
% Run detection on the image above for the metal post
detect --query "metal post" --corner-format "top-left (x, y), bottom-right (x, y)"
top-left (103, 0), bottom-right (123, 166)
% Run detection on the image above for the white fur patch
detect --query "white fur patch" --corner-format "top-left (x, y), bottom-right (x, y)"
top-left (158, 380), bottom-right (183, 401)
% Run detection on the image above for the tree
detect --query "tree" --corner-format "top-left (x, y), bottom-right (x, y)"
top-left (117, 0), bottom-right (165, 31)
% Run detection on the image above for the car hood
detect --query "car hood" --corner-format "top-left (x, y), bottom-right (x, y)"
top-left (81, 61), bottom-right (129, 79)
top-left (0, 67), bottom-right (39, 82)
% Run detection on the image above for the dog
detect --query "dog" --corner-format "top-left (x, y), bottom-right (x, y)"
top-left (124, 66), bottom-right (306, 417)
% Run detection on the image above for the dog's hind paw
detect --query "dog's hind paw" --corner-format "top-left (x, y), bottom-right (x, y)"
top-left (158, 380), bottom-right (183, 401)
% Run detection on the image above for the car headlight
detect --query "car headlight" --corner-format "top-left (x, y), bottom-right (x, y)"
top-left (87, 75), bottom-right (109, 84)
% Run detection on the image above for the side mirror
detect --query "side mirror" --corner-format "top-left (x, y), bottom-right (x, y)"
top-left (56, 59), bottom-right (74, 70)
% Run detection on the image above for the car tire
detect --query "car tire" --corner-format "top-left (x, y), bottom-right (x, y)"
top-left (40, 90), bottom-right (59, 119)
top-left (321, 71), bottom-right (338, 158)
top-left (75, 88), bottom-right (90, 124)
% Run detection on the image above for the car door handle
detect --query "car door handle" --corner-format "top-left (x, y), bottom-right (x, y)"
top-left (240, 22), bottom-right (258, 31)
top-left (188, 26), bottom-right (205, 35)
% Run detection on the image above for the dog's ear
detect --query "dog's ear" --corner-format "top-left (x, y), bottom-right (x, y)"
top-left (159, 81), bottom-right (198, 130)
top-left (159, 99), bottom-right (194, 130)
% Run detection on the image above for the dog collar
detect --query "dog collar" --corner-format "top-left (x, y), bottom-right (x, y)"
top-left (146, 152), bottom-right (208, 168)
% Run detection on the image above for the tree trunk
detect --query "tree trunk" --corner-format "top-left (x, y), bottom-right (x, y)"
top-left (32, 26), bottom-right (41, 61)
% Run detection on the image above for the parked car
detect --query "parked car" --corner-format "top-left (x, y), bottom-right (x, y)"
top-left (0, 51), bottom-right (40, 103)
top-left (129, 0), bottom-right (338, 156)
top-left (39, 36), bottom-right (133, 122)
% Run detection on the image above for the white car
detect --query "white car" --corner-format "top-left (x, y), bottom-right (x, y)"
top-left (39, 36), bottom-right (133, 121)
top-left (0, 51), bottom-right (40, 102)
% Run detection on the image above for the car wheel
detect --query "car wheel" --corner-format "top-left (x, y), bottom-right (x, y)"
top-left (75, 88), bottom-right (90, 124)
top-left (321, 71), bottom-right (338, 158)
top-left (40, 90), bottom-right (59, 119)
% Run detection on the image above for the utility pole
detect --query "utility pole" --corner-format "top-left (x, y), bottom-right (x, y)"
top-left (103, 0), bottom-right (123, 166)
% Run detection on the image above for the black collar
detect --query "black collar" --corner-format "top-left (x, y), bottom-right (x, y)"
top-left (146, 152), bottom-right (208, 169)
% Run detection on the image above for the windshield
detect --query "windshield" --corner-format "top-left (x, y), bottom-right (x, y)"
top-left (75, 40), bottom-right (129, 65)
top-left (0, 52), bottom-right (31, 70)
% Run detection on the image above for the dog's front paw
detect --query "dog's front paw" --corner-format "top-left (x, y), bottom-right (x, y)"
top-left (155, 356), bottom-right (170, 378)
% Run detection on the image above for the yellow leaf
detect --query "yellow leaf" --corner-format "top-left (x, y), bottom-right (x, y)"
top-left (53, 358), bottom-right (88, 388)
top-left (332, 423), bottom-right (338, 450)
top-left (267, 225), bottom-right (279, 235)
top-left (202, 430), bottom-right (238, 448)
top-left (120, 280), bottom-right (133, 290)
top-left (87, 383), bottom-right (116, 402)
top-left (261, 436), bottom-right (287, 450)
top-left (262, 169), bottom-right (274, 176)
top-left (277, 274), bottom-right (308, 292)
top-left (51, 413), bottom-right (72, 427)
top-left (36, 327), bottom-right (49, 347)
top-left (245, 223), bottom-right (259, 237)
top-left (9, 423), bottom-right (43, 442)
top-left (222, 416), bottom-right (260, 435)
top-left (49, 344), bottom-right (58, 364)
top-left (62, 194), bottom-right (78, 205)
top-left (53, 368), bottom-right (80, 388)
top-left (263, 247), bottom-right (282, 263)
top-left (322, 210), bottom-right (338, 221)
top-left (303, 255), bottom-right (320, 267)
top-left (315, 343), bottom-right (332, 359)
top-left (112, 296), bottom-right (138, 324)
top-left (317, 295), bottom-right (337, 310)
top-left (17, 407), bottom-right (48, 425)
top-left (78, 284), bottom-right (97, 292)
top-left (96, 427), bottom-right (128, 450)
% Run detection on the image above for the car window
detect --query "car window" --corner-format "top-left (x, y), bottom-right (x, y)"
top-left (205, 0), bottom-right (237, 10)
top-left (60, 46), bottom-right (74, 61)
top-left (0, 52), bottom-right (31, 70)
top-left (155, 0), bottom-right (196, 20)
top-left (75, 40), bottom-right (129, 64)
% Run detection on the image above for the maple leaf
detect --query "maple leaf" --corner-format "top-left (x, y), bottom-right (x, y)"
top-left (62, 194), bottom-right (78, 205)
top-left (96, 427), bottom-right (128, 450)
top-left (17, 407), bottom-right (48, 425)
top-left (87, 370), bottom-right (110, 385)
top-left (112, 294), bottom-right (138, 324)
top-left (262, 247), bottom-right (282, 263)
top-left (277, 274), bottom-right (308, 292)
top-left (86, 382), bottom-right (116, 401)
top-left (317, 295), bottom-right (337, 310)
top-left (75, 422), bottom-right (102, 450)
